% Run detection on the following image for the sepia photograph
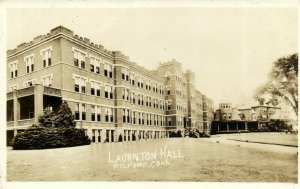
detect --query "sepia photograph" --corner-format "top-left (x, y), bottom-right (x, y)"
top-left (1, 0), bottom-right (298, 188)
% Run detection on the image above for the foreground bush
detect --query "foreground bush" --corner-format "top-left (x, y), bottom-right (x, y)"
top-left (12, 127), bottom-right (91, 150)
top-left (169, 130), bottom-right (183, 138)
top-left (185, 128), bottom-right (210, 138)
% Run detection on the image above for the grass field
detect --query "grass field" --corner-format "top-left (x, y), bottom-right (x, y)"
top-left (225, 132), bottom-right (298, 147)
top-left (7, 134), bottom-right (298, 182)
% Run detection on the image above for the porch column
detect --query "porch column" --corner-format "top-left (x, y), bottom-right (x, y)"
top-left (34, 84), bottom-right (44, 123)
top-left (101, 129), bottom-right (106, 143)
top-left (108, 129), bottom-right (112, 142)
top-left (245, 122), bottom-right (248, 131)
top-left (217, 124), bottom-right (219, 131)
top-left (13, 89), bottom-right (19, 128)
top-left (236, 123), bottom-right (239, 131)
top-left (13, 129), bottom-right (18, 136)
top-left (128, 130), bottom-right (131, 141)
top-left (227, 123), bottom-right (229, 132)
top-left (87, 129), bottom-right (93, 141)
top-left (95, 129), bottom-right (99, 143)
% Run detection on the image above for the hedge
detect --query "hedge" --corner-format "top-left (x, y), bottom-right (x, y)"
top-left (12, 127), bottom-right (91, 150)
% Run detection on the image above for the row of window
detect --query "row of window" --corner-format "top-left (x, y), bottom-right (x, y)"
top-left (122, 89), bottom-right (166, 110)
top-left (176, 103), bottom-right (187, 112)
top-left (73, 49), bottom-right (114, 79)
top-left (9, 47), bottom-right (52, 79)
top-left (8, 74), bottom-right (53, 91)
top-left (74, 103), bottom-right (114, 122)
top-left (73, 103), bottom-right (185, 127)
top-left (73, 75), bottom-right (114, 99)
top-left (122, 109), bottom-right (165, 126)
top-left (122, 68), bottom-right (166, 95)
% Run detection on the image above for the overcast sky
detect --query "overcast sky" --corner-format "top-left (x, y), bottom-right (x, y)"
top-left (7, 8), bottom-right (298, 108)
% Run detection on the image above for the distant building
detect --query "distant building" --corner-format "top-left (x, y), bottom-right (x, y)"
top-left (212, 102), bottom-right (287, 134)
top-left (6, 26), bottom-right (213, 145)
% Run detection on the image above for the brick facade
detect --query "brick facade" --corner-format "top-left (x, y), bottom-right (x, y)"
top-left (6, 26), bottom-right (214, 144)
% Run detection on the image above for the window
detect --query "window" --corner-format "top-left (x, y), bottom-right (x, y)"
top-left (23, 79), bottom-right (37, 88)
top-left (81, 104), bottom-right (86, 120)
top-left (25, 55), bottom-right (34, 73)
top-left (105, 85), bottom-right (113, 99)
top-left (167, 117), bottom-right (172, 126)
top-left (141, 113), bottom-right (144, 125)
top-left (75, 103), bottom-right (80, 120)
top-left (104, 62), bottom-right (113, 78)
top-left (9, 62), bottom-right (18, 79)
top-left (159, 85), bottom-right (163, 94)
top-left (105, 108), bottom-right (114, 123)
top-left (149, 114), bottom-right (152, 125)
top-left (122, 68), bottom-right (129, 81)
top-left (140, 79), bottom-right (144, 88)
top-left (90, 57), bottom-right (101, 74)
top-left (8, 84), bottom-right (18, 91)
top-left (133, 112), bottom-right (136, 124)
top-left (138, 94), bottom-right (144, 105)
top-left (97, 106), bottom-right (101, 121)
top-left (41, 47), bottom-right (52, 68)
top-left (123, 109), bottom-right (126, 123)
top-left (73, 49), bottom-right (86, 69)
top-left (91, 80), bottom-right (101, 96)
top-left (166, 86), bottom-right (171, 95)
top-left (91, 105), bottom-right (96, 121)
top-left (149, 97), bottom-right (152, 107)
top-left (166, 100), bottom-right (172, 110)
top-left (146, 96), bottom-right (149, 107)
top-left (146, 80), bottom-right (149, 90)
top-left (137, 76), bottom-right (140, 87)
top-left (73, 75), bottom-right (87, 93)
top-left (146, 114), bottom-right (150, 125)
top-left (160, 100), bottom-right (164, 110)
top-left (122, 88), bottom-right (130, 101)
top-left (130, 92), bottom-right (135, 104)
top-left (41, 74), bottom-right (53, 87)
top-left (138, 112), bottom-right (142, 125)
top-left (130, 73), bottom-right (135, 85)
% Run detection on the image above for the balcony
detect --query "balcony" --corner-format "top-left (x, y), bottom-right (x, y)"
top-left (16, 86), bottom-right (34, 97)
top-left (7, 85), bottom-right (62, 99)
top-left (17, 119), bottom-right (35, 127)
top-left (7, 121), bottom-right (14, 128)
top-left (7, 92), bottom-right (13, 100)
top-left (44, 86), bottom-right (61, 96)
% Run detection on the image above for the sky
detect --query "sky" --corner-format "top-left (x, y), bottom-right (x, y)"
top-left (6, 7), bottom-right (298, 109)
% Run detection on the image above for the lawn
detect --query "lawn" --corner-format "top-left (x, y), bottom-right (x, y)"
top-left (225, 132), bottom-right (298, 147)
top-left (7, 136), bottom-right (298, 182)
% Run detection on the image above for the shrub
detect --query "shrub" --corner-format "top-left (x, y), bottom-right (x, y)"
top-left (169, 130), bottom-right (183, 138)
top-left (12, 101), bottom-right (90, 150)
top-left (38, 101), bottom-right (76, 128)
top-left (53, 101), bottom-right (76, 128)
top-left (184, 128), bottom-right (200, 138)
top-left (12, 127), bottom-right (91, 150)
top-left (267, 119), bottom-right (292, 132)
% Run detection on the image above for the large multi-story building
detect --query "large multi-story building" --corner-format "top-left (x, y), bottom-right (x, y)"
top-left (6, 26), bottom-right (213, 144)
